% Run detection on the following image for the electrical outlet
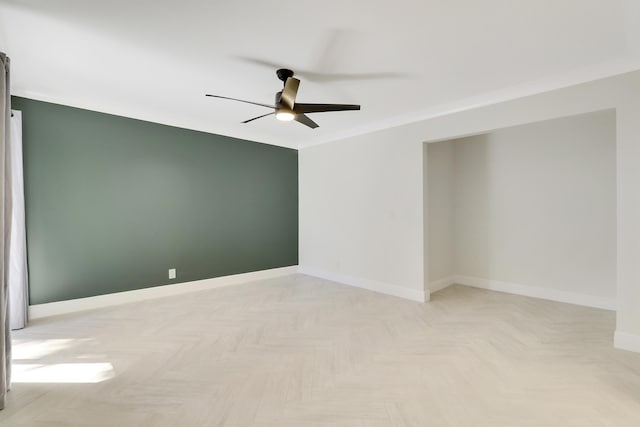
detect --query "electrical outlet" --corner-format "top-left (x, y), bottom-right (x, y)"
top-left (168, 268), bottom-right (176, 279)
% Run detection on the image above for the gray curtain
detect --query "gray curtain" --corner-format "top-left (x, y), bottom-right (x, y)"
top-left (0, 52), bottom-right (12, 410)
top-left (9, 110), bottom-right (27, 331)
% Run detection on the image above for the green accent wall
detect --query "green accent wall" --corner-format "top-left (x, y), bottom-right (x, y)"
top-left (12, 97), bottom-right (298, 305)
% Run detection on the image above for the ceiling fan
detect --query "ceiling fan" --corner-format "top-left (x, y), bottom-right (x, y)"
top-left (205, 69), bottom-right (360, 129)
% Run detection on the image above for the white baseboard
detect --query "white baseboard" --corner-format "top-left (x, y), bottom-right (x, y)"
top-left (429, 276), bottom-right (456, 293)
top-left (454, 275), bottom-right (616, 310)
top-left (298, 266), bottom-right (427, 302)
top-left (29, 266), bottom-right (298, 320)
top-left (614, 331), bottom-right (640, 353)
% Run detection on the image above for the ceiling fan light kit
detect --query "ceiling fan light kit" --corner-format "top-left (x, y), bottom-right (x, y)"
top-left (275, 110), bottom-right (295, 121)
top-left (205, 68), bottom-right (360, 129)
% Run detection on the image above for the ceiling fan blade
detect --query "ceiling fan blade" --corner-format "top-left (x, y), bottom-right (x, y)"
top-left (242, 112), bottom-right (275, 124)
top-left (293, 103), bottom-right (360, 114)
top-left (280, 78), bottom-right (300, 110)
top-left (234, 57), bottom-right (290, 71)
top-left (233, 56), bottom-right (407, 83)
top-left (300, 71), bottom-right (408, 83)
top-left (205, 94), bottom-right (274, 109)
top-left (294, 114), bottom-right (319, 129)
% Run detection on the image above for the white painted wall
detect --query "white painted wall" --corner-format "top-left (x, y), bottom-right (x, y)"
top-left (615, 85), bottom-right (640, 352)
top-left (298, 134), bottom-right (425, 301)
top-left (448, 112), bottom-right (616, 299)
top-left (425, 142), bottom-right (454, 284)
top-left (299, 70), bottom-right (640, 351)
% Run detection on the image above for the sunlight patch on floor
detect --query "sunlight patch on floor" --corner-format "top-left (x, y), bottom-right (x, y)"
top-left (12, 363), bottom-right (115, 383)
top-left (13, 338), bottom-right (77, 360)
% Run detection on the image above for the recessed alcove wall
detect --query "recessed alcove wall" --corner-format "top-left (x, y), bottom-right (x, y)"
top-left (425, 110), bottom-right (616, 306)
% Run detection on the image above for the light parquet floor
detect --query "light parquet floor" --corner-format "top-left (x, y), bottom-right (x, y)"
top-left (2, 274), bottom-right (640, 426)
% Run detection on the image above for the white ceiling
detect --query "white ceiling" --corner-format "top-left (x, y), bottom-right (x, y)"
top-left (1, 0), bottom-right (638, 149)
